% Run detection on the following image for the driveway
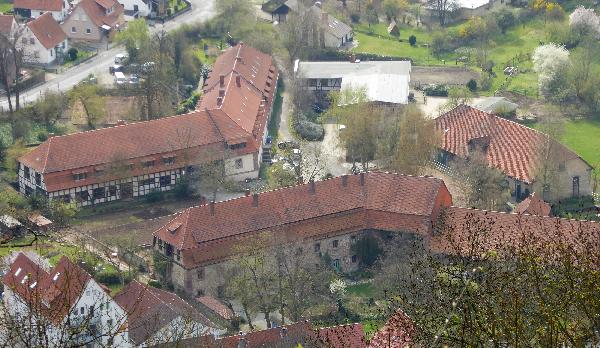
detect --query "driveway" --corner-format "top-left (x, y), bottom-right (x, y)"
top-left (0, 0), bottom-right (216, 110)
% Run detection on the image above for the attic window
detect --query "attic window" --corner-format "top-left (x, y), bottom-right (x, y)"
top-left (15, 268), bottom-right (22, 276)
top-left (21, 275), bottom-right (28, 284)
top-left (29, 281), bottom-right (37, 289)
top-left (73, 172), bottom-right (87, 181)
top-left (53, 272), bottom-right (60, 281)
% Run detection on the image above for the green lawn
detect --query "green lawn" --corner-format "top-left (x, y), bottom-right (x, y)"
top-left (0, 0), bottom-right (12, 13)
top-left (528, 119), bottom-right (600, 167)
top-left (346, 282), bottom-right (375, 297)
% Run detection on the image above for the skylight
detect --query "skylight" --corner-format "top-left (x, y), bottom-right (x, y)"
top-left (53, 272), bottom-right (61, 281)
top-left (15, 268), bottom-right (21, 276)
top-left (21, 275), bottom-right (28, 284)
top-left (30, 282), bottom-right (37, 289)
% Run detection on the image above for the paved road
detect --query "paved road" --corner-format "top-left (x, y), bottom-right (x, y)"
top-left (0, 0), bottom-right (216, 109)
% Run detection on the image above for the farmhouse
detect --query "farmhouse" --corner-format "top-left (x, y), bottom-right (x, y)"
top-left (435, 105), bottom-right (593, 201)
top-left (2, 253), bottom-right (129, 347)
top-left (294, 59), bottom-right (412, 105)
top-left (153, 172), bottom-right (600, 298)
top-left (17, 43), bottom-right (278, 207)
top-left (13, 0), bottom-right (70, 21)
top-left (62, 0), bottom-right (125, 42)
top-left (18, 13), bottom-right (68, 65)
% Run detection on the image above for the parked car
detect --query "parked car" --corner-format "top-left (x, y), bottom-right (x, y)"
top-left (141, 61), bottom-right (156, 73)
top-left (114, 71), bottom-right (127, 85)
top-left (110, 65), bottom-right (124, 74)
top-left (114, 53), bottom-right (128, 64)
top-left (129, 74), bottom-right (140, 85)
top-left (277, 140), bottom-right (299, 150)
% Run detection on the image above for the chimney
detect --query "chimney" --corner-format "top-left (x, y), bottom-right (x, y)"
top-left (219, 74), bottom-right (225, 87)
top-left (360, 172), bottom-right (365, 186)
top-left (219, 88), bottom-right (225, 97)
top-left (235, 55), bottom-right (242, 64)
top-left (245, 189), bottom-right (251, 196)
top-left (217, 96), bottom-right (223, 106)
top-left (116, 120), bottom-right (126, 126)
top-left (342, 175), bottom-right (348, 187)
top-left (252, 193), bottom-right (259, 207)
top-left (209, 201), bottom-right (215, 216)
top-left (309, 180), bottom-right (316, 194)
top-left (280, 327), bottom-right (288, 338)
top-left (236, 75), bottom-right (241, 87)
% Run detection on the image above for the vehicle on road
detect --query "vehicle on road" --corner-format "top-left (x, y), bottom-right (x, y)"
top-left (114, 54), bottom-right (128, 64)
top-left (110, 65), bottom-right (124, 74)
top-left (129, 74), bottom-right (140, 85)
top-left (114, 71), bottom-right (127, 85)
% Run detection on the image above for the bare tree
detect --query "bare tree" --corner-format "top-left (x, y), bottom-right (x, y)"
top-left (427, 0), bottom-right (458, 26)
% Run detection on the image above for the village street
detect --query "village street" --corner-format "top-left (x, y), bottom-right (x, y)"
top-left (0, 0), bottom-right (216, 110)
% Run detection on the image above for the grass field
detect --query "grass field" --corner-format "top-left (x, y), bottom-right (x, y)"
top-left (527, 119), bottom-right (600, 167)
top-left (0, 0), bottom-right (12, 13)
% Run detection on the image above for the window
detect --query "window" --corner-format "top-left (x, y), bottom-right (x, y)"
top-left (29, 38), bottom-right (34, 45)
top-left (50, 49), bottom-right (53, 57)
top-left (75, 191), bottom-right (89, 202)
top-left (142, 160), bottom-right (155, 168)
top-left (176, 249), bottom-right (180, 260)
top-left (80, 307), bottom-right (85, 315)
top-left (350, 235), bottom-right (356, 242)
top-left (86, 28), bottom-right (91, 34)
top-left (197, 289), bottom-right (204, 296)
top-left (559, 163), bottom-right (565, 171)
top-left (35, 173), bottom-right (41, 186)
top-left (24, 166), bottom-right (30, 178)
top-left (309, 79), bottom-right (317, 87)
top-left (95, 169), bottom-right (104, 177)
top-left (320, 79), bottom-right (329, 87)
top-left (107, 319), bottom-right (113, 327)
top-left (235, 159), bottom-right (243, 169)
top-left (71, 27), bottom-right (76, 33)
top-left (34, 51), bottom-right (40, 58)
top-left (197, 268), bottom-right (204, 280)
top-left (351, 255), bottom-right (357, 263)
top-left (93, 187), bottom-right (105, 199)
top-left (73, 172), bottom-right (87, 181)
top-left (573, 176), bottom-right (580, 197)
top-left (89, 305), bottom-right (94, 316)
top-left (139, 178), bottom-right (154, 186)
top-left (163, 156), bottom-right (176, 165)
top-left (228, 143), bottom-right (246, 150)
top-left (159, 175), bottom-right (171, 187)
top-left (108, 185), bottom-right (117, 196)
top-left (314, 243), bottom-right (320, 252)
top-left (21, 37), bottom-right (27, 44)
top-left (332, 259), bottom-right (340, 270)
top-left (158, 239), bottom-right (163, 250)
top-left (332, 240), bottom-right (339, 248)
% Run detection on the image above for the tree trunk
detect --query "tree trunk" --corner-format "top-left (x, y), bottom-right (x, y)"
top-left (243, 304), bottom-right (254, 330)
top-left (263, 311), bottom-right (272, 328)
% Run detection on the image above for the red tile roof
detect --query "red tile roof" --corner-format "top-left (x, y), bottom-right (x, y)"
top-left (154, 172), bottom-right (452, 267)
top-left (196, 295), bottom-right (235, 320)
top-left (77, 0), bottom-right (124, 28)
top-left (218, 322), bottom-right (313, 348)
top-left (429, 206), bottom-right (600, 257)
top-left (114, 280), bottom-right (217, 345)
top-left (26, 12), bottom-right (67, 49)
top-left (14, 0), bottom-right (63, 11)
top-left (435, 105), bottom-right (586, 184)
top-left (0, 15), bottom-right (15, 36)
top-left (368, 309), bottom-right (414, 348)
top-left (514, 192), bottom-right (552, 216)
top-left (19, 43), bottom-right (278, 193)
top-left (316, 323), bottom-right (366, 348)
top-left (2, 253), bottom-right (92, 324)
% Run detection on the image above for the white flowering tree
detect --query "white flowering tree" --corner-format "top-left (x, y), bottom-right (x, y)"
top-left (532, 43), bottom-right (570, 96)
top-left (569, 6), bottom-right (600, 40)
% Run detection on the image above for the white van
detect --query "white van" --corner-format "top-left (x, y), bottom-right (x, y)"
top-left (114, 72), bottom-right (127, 85)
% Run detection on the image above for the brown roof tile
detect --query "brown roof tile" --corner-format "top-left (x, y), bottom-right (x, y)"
top-left (316, 323), bottom-right (366, 348)
top-left (114, 280), bottom-right (217, 345)
top-left (0, 15), bottom-right (15, 36)
top-left (154, 172), bottom-right (452, 267)
top-left (435, 105), bottom-right (585, 184)
top-left (368, 309), bottom-right (414, 348)
top-left (196, 295), bottom-right (235, 320)
top-left (217, 322), bottom-right (313, 348)
top-left (14, 0), bottom-right (63, 12)
top-left (26, 12), bottom-right (66, 49)
top-left (77, 0), bottom-right (124, 28)
top-left (514, 192), bottom-right (552, 216)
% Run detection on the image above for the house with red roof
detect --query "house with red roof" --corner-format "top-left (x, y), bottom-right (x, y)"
top-left (0, 14), bottom-right (18, 38)
top-left (17, 12), bottom-right (68, 65)
top-left (514, 192), bottom-right (552, 216)
top-left (17, 43), bottom-right (278, 207)
top-left (2, 252), bottom-right (129, 347)
top-left (14, 0), bottom-right (70, 21)
top-left (153, 172), bottom-right (453, 296)
top-left (435, 105), bottom-right (593, 201)
top-left (114, 280), bottom-right (226, 347)
top-left (61, 0), bottom-right (124, 42)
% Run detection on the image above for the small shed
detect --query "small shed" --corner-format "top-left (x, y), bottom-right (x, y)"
top-left (28, 214), bottom-right (53, 232)
top-left (387, 20), bottom-right (399, 36)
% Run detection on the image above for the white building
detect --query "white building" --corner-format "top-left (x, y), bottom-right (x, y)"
top-left (18, 13), bottom-right (68, 65)
top-left (114, 280), bottom-right (226, 347)
top-left (13, 0), bottom-right (70, 21)
top-left (119, 0), bottom-right (151, 18)
top-left (294, 59), bottom-right (412, 104)
top-left (2, 253), bottom-right (130, 347)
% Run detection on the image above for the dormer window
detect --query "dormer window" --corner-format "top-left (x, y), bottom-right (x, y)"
top-left (73, 172), bottom-right (87, 181)
top-left (142, 160), bottom-right (155, 168)
top-left (163, 156), bottom-right (176, 165)
top-left (228, 142), bottom-right (246, 150)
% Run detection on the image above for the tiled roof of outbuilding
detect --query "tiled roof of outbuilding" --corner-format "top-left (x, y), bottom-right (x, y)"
top-left (14, 0), bottom-right (63, 11)
top-left (514, 192), bottom-right (552, 216)
top-left (435, 105), bottom-right (586, 183)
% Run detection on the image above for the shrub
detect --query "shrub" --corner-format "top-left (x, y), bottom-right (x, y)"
top-left (145, 189), bottom-right (164, 203)
top-left (96, 269), bottom-right (121, 285)
top-left (148, 279), bottom-right (163, 288)
top-left (350, 13), bottom-right (360, 23)
top-left (466, 79), bottom-right (477, 92)
top-left (479, 74), bottom-right (493, 91)
top-left (67, 48), bottom-right (78, 61)
top-left (424, 84), bottom-right (448, 97)
top-left (408, 35), bottom-right (416, 46)
top-left (173, 177), bottom-right (193, 198)
top-left (294, 113), bottom-right (324, 141)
